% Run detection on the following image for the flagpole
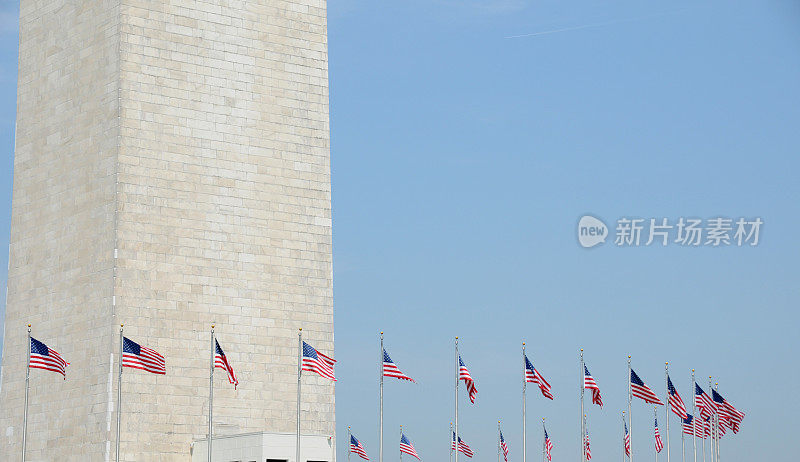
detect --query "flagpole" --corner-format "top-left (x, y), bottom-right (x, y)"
top-left (450, 422), bottom-right (454, 462)
top-left (497, 421), bottom-right (501, 462)
top-left (379, 332), bottom-right (384, 462)
top-left (580, 349), bottom-right (585, 462)
top-left (691, 370), bottom-right (696, 462)
top-left (706, 378), bottom-right (713, 462)
top-left (400, 425), bottom-right (403, 462)
top-left (454, 337), bottom-right (459, 462)
top-left (628, 356), bottom-right (633, 462)
top-left (701, 417), bottom-right (705, 462)
top-left (297, 328), bottom-right (303, 462)
top-left (209, 325), bottom-right (215, 462)
top-left (347, 426), bottom-right (351, 462)
top-left (664, 363), bottom-right (669, 462)
top-left (541, 418), bottom-right (545, 462)
top-left (522, 342), bottom-right (527, 462)
top-left (714, 383), bottom-right (719, 462)
top-left (681, 417), bottom-right (685, 462)
top-left (622, 411), bottom-right (626, 462)
top-left (21, 324), bottom-right (31, 462)
top-left (116, 324), bottom-right (123, 462)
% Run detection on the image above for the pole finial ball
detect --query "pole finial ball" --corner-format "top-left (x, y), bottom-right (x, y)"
top-left (455, 336), bottom-right (458, 340)
top-left (666, 361), bottom-right (668, 365)
top-left (120, 324), bottom-right (124, 328)
top-left (628, 355), bottom-right (631, 358)
top-left (380, 331), bottom-right (383, 335)
top-left (212, 324), bottom-right (215, 329)
top-left (692, 369), bottom-right (695, 372)
top-left (27, 324), bottom-right (31, 328)
top-left (299, 327), bottom-right (302, 332)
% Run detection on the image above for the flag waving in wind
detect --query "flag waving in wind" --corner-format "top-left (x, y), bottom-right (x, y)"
top-left (544, 426), bottom-right (553, 462)
top-left (667, 376), bottom-right (688, 419)
top-left (214, 339), bottom-right (238, 388)
top-left (500, 430), bottom-right (509, 462)
top-left (383, 349), bottom-right (415, 382)
top-left (630, 369), bottom-right (663, 405)
top-left (452, 432), bottom-right (474, 458)
top-left (400, 433), bottom-right (421, 461)
top-left (29, 337), bottom-right (69, 378)
top-left (584, 365), bottom-right (602, 407)
top-left (712, 388), bottom-right (745, 433)
top-left (654, 417), bottom-right (664, 453)
top-left (122, 337), bottom-right (165, 374)
top-left (458, 356), bottom-right (478, 403)
top-left (695, 383), bottom-right (714, 419)
top-left (302, 341), bottom-right (336, 381)
top-left (350, 435), bottom-right (369, 461)
top-left (525, 355), bottom-right (553, 400)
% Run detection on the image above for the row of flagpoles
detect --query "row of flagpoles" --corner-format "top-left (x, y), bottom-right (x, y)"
top-left (21, 327), bottom-right (745, 462)
top-left (19, 325), bottom-right (337, 462)
top-left (351, 337), bottom-right (746, 462)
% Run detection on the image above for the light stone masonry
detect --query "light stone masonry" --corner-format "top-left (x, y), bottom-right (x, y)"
top-left (0, 0), bottom-right (333, 460)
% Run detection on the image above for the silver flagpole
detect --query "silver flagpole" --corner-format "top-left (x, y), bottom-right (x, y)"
top-left (296, 328), bottom-right (303, 462)
top-left (581, 349), bottom-right (585, 462)
top-left (706, 378), bottom-right (713, 462)
top-left (116, 324), bottom-right (124, 462)
top-left (665, 363), bottom-right (670, 462)
top-left (454, 337), bottom-right (459, 462)
top-left (209, 325), bottom-right (215, 462)
top-left (691, 370), bottom-right (696, 462)
top-left (541, 418), bottom-right (545, 462)
top-left (701, 416), bottom-right (706, 462)
top-left (628, 356), bottom-right (633, 462)
top-left (450, 422), bottom-right (454, 462)
top-left (622, 412), bottom-right (626, 462)
top-left (400, 425), bottom-right (403, 462)
top-left (522, 342), bottom-right (527, 462)
top-left (714, 383), bottom-right (719, 462)
top-left (497, 421), bottom-right (501, 462)
top-left (379, 332), bottom-right (384, 462)
top-left (681, 418), bottom-right (685, 462)
top-left (22, 324), bottom-right (31, 462)
top-left (347, 426), bottom-right (351, 462)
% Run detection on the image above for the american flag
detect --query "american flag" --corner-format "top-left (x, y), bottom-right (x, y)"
top-left (711, 389), bottom-right (744, 432)
top-left (630, 369), bottom-right (663, 405)
top-left (624, 420), bottom-right (631, 457)
top-left (383, 349), bottom-right (415, 382)
top-left (544, 426), bottom-right (553, 462)
top-left (694, 383), bottom-right (714, 419)
top-left (584, 365), bottom-right (602, 407)
top-left (584, 429), bottom-right (592, 460)
top-left (458, 356), bottom-right (478, 404)
top-left (302, 341), bottom-right (336, 381)
top-left (500, 430), bottom-right (509, 462)
top-left (681, 414), bottom-right (706, 439)
top-left (524, 355), bottom-right (553, 400)
top-left (400, 433), bottom-right (421, 461)
top-left (122, 337), bottom-right (165, 374)
top-left (702, 416), bottom-right (712, 438)
top-left (452, 432), bottom-right (474, 458)
top-left (350, 435), bottom-right (369, 461)
top-left (654, 417), bottom-right (663, 453)
top-left (667, 376), bottom-right (688, 419)
top-left (214, 339), bottom-right (238, 388)
top-left (29, 337), bottom-right (68, 378)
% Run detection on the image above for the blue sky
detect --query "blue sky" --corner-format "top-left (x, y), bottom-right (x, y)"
top-left (2, 0), bottom-right (799, 460)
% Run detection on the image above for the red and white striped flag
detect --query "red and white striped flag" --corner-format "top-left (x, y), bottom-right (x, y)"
top-left (458, 356), bottom-right (478, 403)
top-left (400, 433), bottom-right (421, 461)
top-left (654, 417), bottom-right (664, 453)
top-left (383, 349), bottom-right (415, 382)
top-left (584, 365), bottom-right (602, 407)
top-left (630, 369), bottom-right (663, 405)
top-left (302, 341), bottom-right (336, 381)
top-left (122, 337), bottom-right (165, 374)
top-left (29, 337), bottom-right (69, 378)
top-left (667, 376), bottom-right (688, 419)
top-left (452, 432), bottom-right (474, 458)
top-left (584, 431), bottom-right (592, 460)
top-left (525, 355), bottom-right (553, 400)
top-left (500, 430), bottom-right (509, 462)
top-left (350, 435), bottom-right (369, 461)
top-left (544, 427), bottom-right (554, 462)
top-left (214, 339), bottom-right (238, 388)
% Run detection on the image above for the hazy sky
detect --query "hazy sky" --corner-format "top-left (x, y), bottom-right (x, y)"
top-left (1, 0), bottom-right (799, 461)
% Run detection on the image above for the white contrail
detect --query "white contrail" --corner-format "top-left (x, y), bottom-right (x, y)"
top-left (505, 8), bottom-right (694, 39)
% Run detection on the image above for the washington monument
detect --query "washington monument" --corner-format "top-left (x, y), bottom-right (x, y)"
top-left (0, 0), bottom-right (334, 460)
